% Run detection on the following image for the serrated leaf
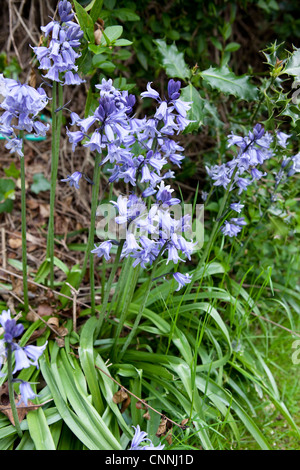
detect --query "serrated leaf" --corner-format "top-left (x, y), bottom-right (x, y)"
top-left (282, 47), bottom-right (300, 79)
top-left (4, 162), bottom-right (20, 179)
top-left (200, 65), bottom-right (259, 101)
top-left (154, 39), bottom-right (191, 81)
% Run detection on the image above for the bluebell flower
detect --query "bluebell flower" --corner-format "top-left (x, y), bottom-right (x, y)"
top-left (91, 240), bottom-right (113, 261)
top-left (276, 131), bottom-right (291, 148)
top-left (61, 171), bottom-right (83, 189)
top-left (0, 77), bottom-right (50, 155)
top-left (289, 152), bottom-right (300, 175)
top-left (0, 309), bottom-right (47, 378)
top-left (0, 310), bottom-right (24, 344)
top-left (31, 1), bottom-right (84, 86)
top-left (129, 425), bottom-right (165, 450)
top-left (221, 217), bottom-right (246, 238)
top-left (5, 137), bottom-right (24, 157)
top-left (58, 0), bottom-right (74, 22)
top-left (173, 272), bottom-right (192, 291)
top-left (22, 344), bottom-right (48, 369)
top-left (18, 381), bottom-right (38, 406)
top-left (0, 339), bottom-right (6, 377)
top-left (230, 202), bottom-right (244, 213)
top-left (140, 82), bottom-right (160, 101)
top-left (95, 78), bottom-right (116, 97)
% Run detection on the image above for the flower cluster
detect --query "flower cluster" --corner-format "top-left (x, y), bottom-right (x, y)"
top-left (64, 78), bottom-right (191, 194)
top-left (206, 124), bottom-right (274, 195)
top-left (129, 425), bottom-right (165, 450)
top-left (31, 0), bottom-right (84, 85)
top-left (92, 182), bottom-right (196, 278)
top-left (0, 74), bottom-right (49, 156)
top-left (66, 78), bottom-right (195, 289)
top-left (205, 124), bottom-right (295, 237)
top-left (0, 309), bottom-right (47, 406)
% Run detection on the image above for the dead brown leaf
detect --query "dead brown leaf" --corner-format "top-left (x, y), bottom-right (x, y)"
top-left (120, 396), bottom-right (131, 413)
top-left (143, 410), bottom-right (151, 420)
top-left (0, 382), bottom-right (52, 425)
top-left (38, 303), bottom-right (53, 317)
top-left (8, 237), bottom-right (22, 249)
top-left (112, 388), bottom-right (128, 404)
top-left (166, 430), bottom-right (173, 445)
top-left (39, 204), bottom-right (50, 219)
top-left (156, 417), bottom-right (168, 437)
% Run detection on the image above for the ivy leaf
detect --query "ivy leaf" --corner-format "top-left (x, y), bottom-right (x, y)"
top-left (200, 65), bottom-right (259, 101)
top-left (30, 173), bottom-right (51, 194)
top-left (180, 84), bottom-right (205, 132)
top-left (154, 39), bottom-right (191, 81)
top-left (4, 162), bottom-right (20, 179)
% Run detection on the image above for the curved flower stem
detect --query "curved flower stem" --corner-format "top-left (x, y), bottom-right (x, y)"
top-left (7, 345), bottom-right (23, 438)
top-left (19, 134), bottom-right (29, 313)
top-left (47, 82), bottom-right (63, 288)
top-left (79, 151), bottom-right (102, 314)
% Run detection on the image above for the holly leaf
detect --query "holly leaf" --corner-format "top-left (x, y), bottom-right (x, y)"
top-left (154, 39), bottom-right (191, 81)
top-left (200, 65), bottom-right (259, 101)
top-left (4, 162), bottom-right (20, 179)
top-left (282, 47), bottom-right (300, 79)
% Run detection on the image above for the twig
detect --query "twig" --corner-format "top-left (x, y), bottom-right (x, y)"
top-left (0, 282), bottom-right (62, 337)
top-left (1, 228), bottom-right (6, 270)
top-left (250, 312), bottom-right (300, 339)
top-left (0, 267), bottom-right (91, 309)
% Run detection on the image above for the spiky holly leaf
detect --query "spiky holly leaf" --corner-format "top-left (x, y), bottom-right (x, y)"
top-left (200, 66), bottom-right (259, 101)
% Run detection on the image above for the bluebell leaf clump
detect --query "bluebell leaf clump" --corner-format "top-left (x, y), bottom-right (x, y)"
top-left (0, 309), bottom-right (47, 406)
top-left (129, 425), bottom-right (165, 450)
top-left (0, 74), bottom-right (50, 156)
top-left (31, 0), bottom-right (84, 85)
